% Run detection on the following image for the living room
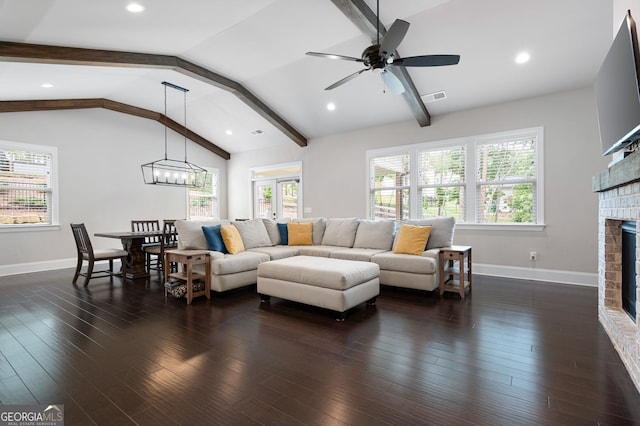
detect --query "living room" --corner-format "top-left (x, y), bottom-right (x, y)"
top-left (1, 0), bottom-right (640, 424)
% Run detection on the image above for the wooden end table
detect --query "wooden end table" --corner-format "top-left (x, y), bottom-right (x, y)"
top-left (438, 245), bottom-right (472, 299)
top-left (164, 249), bottom-right (211, 304)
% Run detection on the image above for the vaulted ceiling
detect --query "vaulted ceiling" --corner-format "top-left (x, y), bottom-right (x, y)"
top-left (0, 0), bottom-right (613, 158)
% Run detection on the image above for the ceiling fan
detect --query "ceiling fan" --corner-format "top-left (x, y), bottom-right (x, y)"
top-left (306, 0), bottom-right (460, 94)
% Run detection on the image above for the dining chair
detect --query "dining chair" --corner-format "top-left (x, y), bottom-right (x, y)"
top-left (144, 219), bottom-right (179, 274)
top-left (70, 223), bottom-right (128, 287)
top-left (131, 219), bottom-right (161, 273)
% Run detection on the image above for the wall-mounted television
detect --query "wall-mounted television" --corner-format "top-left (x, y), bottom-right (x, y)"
top-left (595, 11), bottom-right (640, 156)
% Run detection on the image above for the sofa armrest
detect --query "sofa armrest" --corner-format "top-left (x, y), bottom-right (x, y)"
top-left (421, 248), bottom-right (440, 260)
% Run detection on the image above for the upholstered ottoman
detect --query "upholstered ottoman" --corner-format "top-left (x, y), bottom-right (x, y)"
top-left (257, 255), bottom-right (379, 320)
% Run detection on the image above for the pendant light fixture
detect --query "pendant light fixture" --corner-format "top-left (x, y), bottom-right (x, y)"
top-left (141, 81), bottom-right (207, 188)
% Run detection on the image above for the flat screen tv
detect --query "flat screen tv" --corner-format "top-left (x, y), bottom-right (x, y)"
top-left (595, 11), bottom-right (640, 156)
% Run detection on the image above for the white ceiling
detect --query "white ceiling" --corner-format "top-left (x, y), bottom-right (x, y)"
top-left (0, 0), bottom-right (614, 156)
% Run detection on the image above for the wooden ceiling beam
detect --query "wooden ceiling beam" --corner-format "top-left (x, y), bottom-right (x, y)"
top-left (0, 98), bottom-right (231, 160)
top-left (329, 0), bottom-right (431, 126)
top-left (0, 41), bottom-right (308, 148)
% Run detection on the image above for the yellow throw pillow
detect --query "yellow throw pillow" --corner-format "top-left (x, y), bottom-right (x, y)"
top-left (221, 225), bottom-right (245, 254)
top-left (287, 222), bottom-right (313, 246)
top-left (393, 225), bottom-right (432, 256)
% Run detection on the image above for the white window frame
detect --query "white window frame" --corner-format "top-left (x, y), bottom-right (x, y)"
top-left (0, 140), bottom-right (59, 233)
top-left (186, 167), bottom-right (219, 220)
top-left (366, 127), bottom-right (544, 231)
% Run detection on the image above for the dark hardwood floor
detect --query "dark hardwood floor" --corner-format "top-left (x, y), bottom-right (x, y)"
top-left (1, 269), bottom-right (639, 425)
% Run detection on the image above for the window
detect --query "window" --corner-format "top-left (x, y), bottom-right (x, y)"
top-left (0, 141), bottom-right (58, 229)
top-left (187, 168), bottom-right (219, 220)
top-left (367, 127), bottom-right (544, 229)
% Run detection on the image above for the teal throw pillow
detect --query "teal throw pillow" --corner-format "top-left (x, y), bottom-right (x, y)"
top-left (277, 223), bottom-right (288, 245)
top-left (202, 225), bottom-right (228, 253)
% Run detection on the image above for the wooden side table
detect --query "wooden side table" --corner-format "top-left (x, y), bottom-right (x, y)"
top-left (164, 249), bottom-right (211, 304)
top-left (438, 245), bottom-right (472, 299)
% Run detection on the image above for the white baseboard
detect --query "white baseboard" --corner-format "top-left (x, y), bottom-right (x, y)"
top-left (473, 263), bottom-right (598, 287)
top-left (0, 259), bottom-right (598, 287)
top-left (0, 258), bottom-right (76, 277)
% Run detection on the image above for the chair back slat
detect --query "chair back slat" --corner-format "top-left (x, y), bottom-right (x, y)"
top-left (131, 220), bottom-right (161, 244)
top-left (162, 219), bottom-right (178, 248)
top-left (70, 223), bottom-right (93, 256)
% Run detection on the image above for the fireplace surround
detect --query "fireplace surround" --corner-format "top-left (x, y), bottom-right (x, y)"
top-left (594, 148), bottom-right (640, 394)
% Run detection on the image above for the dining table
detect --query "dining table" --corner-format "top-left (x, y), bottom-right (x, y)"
top-left (94, 230), bottom-right (164, 280)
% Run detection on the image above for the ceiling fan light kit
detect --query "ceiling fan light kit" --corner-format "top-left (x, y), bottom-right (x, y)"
top-left (306, 0), bottom-right (460, 93)
top-left (141, 81), bottom-right (208, 188)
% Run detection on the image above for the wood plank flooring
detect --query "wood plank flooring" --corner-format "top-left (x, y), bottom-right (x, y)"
top-left (0, 269), bottom-right (639, 425)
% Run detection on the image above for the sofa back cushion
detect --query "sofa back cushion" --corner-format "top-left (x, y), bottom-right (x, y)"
top-left (175, 219), bottom-right (230, 249)
top-left (262, 218), bottom-right (291, 245)
top-left (353, 219), bottom-right (394, 250)
top-left (232, 218), bottom-right (273, 249)
top-left (292, 217), bottom-right (326, 245)
top-left (395, 217), bottom-right (455, 250)
top-left (321, 218), bottom-right (360, 247)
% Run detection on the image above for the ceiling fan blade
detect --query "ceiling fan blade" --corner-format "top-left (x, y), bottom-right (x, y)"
top-left (393, 54), bottom-right (461, 67)
top-left (325, 68), bottom-right (368, 90)
top-left (306, 52), bottom-right (363, 62)
top-left (380, 68), bottom-right (405, 94)
top-left (379, 19), bottom-right (410, 58)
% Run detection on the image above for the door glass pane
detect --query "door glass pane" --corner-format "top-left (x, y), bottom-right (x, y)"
top-left (254, 181), bottom-right (274, 219)
top-left (279, 181), bottom-right (298, 219)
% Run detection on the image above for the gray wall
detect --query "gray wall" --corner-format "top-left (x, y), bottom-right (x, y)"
top-left (228, 87), bottom-right (609, 284)
top-left (0, 108), bottom-right (227, 274)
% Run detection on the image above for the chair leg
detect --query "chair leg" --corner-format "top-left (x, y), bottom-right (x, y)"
top-left (109, 259), bottom-right (114, 273)
top-left (84, 260), bottom-right (94, 287)
top-left (72, 257), bottom-right (82, 284)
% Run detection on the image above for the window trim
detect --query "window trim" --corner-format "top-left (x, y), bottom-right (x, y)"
top-left (0, 140), bottom-right (59, 233)
top-left (366, 127), bottom-right (545, 230)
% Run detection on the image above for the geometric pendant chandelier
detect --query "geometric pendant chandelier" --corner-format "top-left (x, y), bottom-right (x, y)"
top-left (141, 81), bottom-right (208, 188)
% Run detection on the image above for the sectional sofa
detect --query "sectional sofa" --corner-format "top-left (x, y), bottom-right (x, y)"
top-left (174, 216), bottom-right (456, 295)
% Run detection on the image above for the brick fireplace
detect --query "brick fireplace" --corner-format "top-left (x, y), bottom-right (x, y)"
top-left (594, 149), bottom-right (640, 393)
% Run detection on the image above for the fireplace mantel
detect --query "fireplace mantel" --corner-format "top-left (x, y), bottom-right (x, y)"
top-left (594, 148), bottom-right (640, 192)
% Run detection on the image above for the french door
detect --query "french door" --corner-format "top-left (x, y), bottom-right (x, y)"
top-left (253, 179), bottom-right (299, 219)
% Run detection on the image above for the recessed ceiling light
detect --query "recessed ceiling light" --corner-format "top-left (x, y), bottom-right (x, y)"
top-left (326, 102), bottom-right (336, 111)
top-left (41, 83), bottom-right (53, 88)
top-left (225, 130), bottom-right (233, 136)
top-left (126, 3), bottom-right (145, 13)
top-left (515, 51), bottom-right (530, 64)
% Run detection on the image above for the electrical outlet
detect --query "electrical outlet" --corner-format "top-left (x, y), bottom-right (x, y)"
top-left (530, 251), bottom-right (537, 261)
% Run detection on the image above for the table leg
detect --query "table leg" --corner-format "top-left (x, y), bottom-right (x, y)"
top-left (120, 237), bottom-right (150, 280)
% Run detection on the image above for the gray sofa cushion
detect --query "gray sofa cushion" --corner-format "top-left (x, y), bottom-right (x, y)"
top-left (395, 217), bottom-right (456, 250)
top-left (211, 251), bottom-right (270, 275)
top-left (175, 219), bottom-right (230, 250)
top-left (321, 218), bottom-right (360, 247)
top-left (292, 217), bottom-right (326, 245)
top-left (233, 218), bottom-right (273, 249)
top-left (330, 248), bottom-right (388, 262)
top-left (371, 251), bottom-right (437, 274)
top-left (262, 218), bottom-right (290, 245)
top-left (353, 219), bottom-right (394, 250)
